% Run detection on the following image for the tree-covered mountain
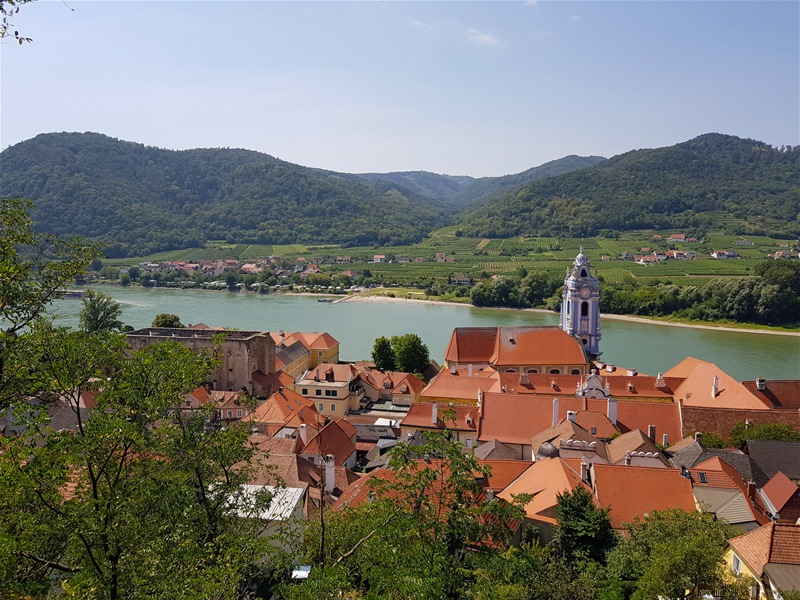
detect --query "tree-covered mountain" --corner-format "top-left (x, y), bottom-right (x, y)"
top-left (353, 154), bottom-right (606, 208)
top-left (2, 132), bottom-right (797, 257)
top-left (458, 133), bottom-right (800, 238)
top-left (0, 133), bottom-right (450, 256)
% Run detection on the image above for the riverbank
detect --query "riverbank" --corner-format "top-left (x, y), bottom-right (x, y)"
top-left (339, 291), bottom-right (800, 337)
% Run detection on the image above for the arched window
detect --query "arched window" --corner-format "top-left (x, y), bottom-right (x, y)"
top-left (527, 368), bottom-right (539, 374)
top-left (570, 368), bottom-right (582, 375)
top-left (581, 301), bottom-right (589, 317)
top-left (505, 369), bottom-right (516, 373)
top-left (549, 368), bottom-right (561, 375)
top-left (581, 269), bottom-right (587, 277)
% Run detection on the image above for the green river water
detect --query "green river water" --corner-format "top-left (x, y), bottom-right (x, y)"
top-left (50, 286), bottom-right (800, 381)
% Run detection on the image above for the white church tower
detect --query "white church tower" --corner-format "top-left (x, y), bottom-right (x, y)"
top-left (560, 247), bottom-right (601, 357)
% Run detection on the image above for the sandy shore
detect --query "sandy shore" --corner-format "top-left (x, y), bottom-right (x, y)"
top-left (338, 292), bottom-right (800, 337)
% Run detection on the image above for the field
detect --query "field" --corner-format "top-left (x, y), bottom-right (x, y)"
top-left (105, 228), bottom-right (795, 288)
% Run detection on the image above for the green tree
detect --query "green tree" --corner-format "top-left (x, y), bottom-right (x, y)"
top-left (606, 509), bottom-right (735, 600)
top-left (551, 486), bottom-right (616, 567)
top-left (79, 288), bottom-right (124, 333)
top-left (730, 422), bottom-right (800, 448)
top-left (390, 333), bottom-right (430, 376)
top-left (0, 197), bottom-right (98, 409)
top-left (371, 336), bottom-right (395, 371)
top-left (0, 326), bottom-right (279, 598)
top-left (151, 313), bottom-right (185, 328)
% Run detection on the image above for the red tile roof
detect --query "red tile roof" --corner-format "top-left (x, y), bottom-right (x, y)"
top-left (729, 522), bottom-right (800, 577)
top-left (477, 460), bottom-right (534, 492)
top-left (591, 464), bottom-right (696, 529)
top-left (762, 471), bottom-right (800, 513)
top-left (401, 403), bottom-right (479, 432)
top-left (497, 458), bottom-right (588, 524)
top-left (301, 421), bottom-right (356, 466)
top-left (666, 357), bottom-right (771, 411)
top-left (741, 380), bottom-right (800, 409)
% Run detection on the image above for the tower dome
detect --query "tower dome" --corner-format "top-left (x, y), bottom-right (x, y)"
top-left (535, 441), bottom-right (560, 460)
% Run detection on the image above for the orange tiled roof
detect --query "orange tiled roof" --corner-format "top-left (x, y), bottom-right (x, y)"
top-left (401, 403), bottom-right (479, 432)
top-left (592, 464), bottom-right (696, 529)
top-left (301, 421), bottom-right (356, 465)
top-left (251, 388), bottom-right (316, 424)
top-left (478, 459), bottom-right (536, 492)
top-left (497, 458), bottom-right (588, 523)
top-left (605, 430), bottom-right (665, 465)
top-left (444, 327), bottom-right (499, 364)
top-left (762, 471), bottom-right (800, 513)
top-left (729, 522), bottom-right (800, 577)
top-left (742, 380), bottom-right (800, 410)
top-left (419, 369), bottom-right (499, 403)
top-left (666, 357), bottom-right (771, 410)
top-left (490, 327), bottom-right (588, 367)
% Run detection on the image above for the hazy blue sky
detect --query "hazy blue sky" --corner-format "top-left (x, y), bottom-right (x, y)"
top-left (1, 1), bottom-right (797, 177)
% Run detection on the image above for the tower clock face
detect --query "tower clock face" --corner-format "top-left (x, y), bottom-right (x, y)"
top-left (579, 286), bottom-right (591, 299)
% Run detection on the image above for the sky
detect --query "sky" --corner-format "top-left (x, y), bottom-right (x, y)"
top-left (1, 1), bottom-right (798, 177)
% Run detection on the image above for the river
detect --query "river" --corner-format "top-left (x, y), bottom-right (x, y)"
top-left (50, 287), bottom-right (800, 381)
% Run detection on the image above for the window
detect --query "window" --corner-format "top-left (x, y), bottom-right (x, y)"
top-left (581, 269), bottom-right (587, 277)
top-left (698, 472), bottom-right (708, 484)
top-left (581, 301), bottom-right (589, 317)
top-left (318, 351), bottom-right (323, 357)
top-left (465, 438), bottom-right (473, 449)
top-left (318, 404), bottom-right (324, 411)
top-left (590, 427), bottom-right (596, 435)
top-left (226, 410), bottom-right (232, 418)
top-left (732, 554), bottom-right (742, 575)
top-left (570, 369), bottom-right (582, 375)
top-left (236, 409), bottom-right (242, 418)
top-left (315, 389), bottom-right (322, 396)
top-left (330, 404), bottom-right (336, 412)
top-left (549, 369), bottom-right (561, 374)
top-left (301, 388), bottom-right (308, 395)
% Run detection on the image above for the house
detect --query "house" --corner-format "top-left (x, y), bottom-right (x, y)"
top-left (711, 250), bottom-right (738, 259)
top-left (759, 471), bottom-right (800, 523)
top-left (371, 255), bottom-right (386, 264)
top-left (294, 363), bottom-right (364, 417)
top-left (213, 390), bottom-right (251, 423)
top-left (727, 522), bottom-right (800, 599)
top-left (357, 369), bottom-right (426, 406)
top-left (668, 233), bottom-right (686, 242)
top-left (270, 331), bottom-right (340, 373)
top-left (442, 326), bottom-right (589, 375)
top-left (298, 420), bottom-right (358, 470)
top-left (688, 457), bottom-right (770, 532)
top-left (450, 274), bottom-right (471, 286)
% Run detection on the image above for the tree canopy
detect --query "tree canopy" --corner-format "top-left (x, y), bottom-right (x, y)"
top-left (79, 288), bottom-right (124, 333)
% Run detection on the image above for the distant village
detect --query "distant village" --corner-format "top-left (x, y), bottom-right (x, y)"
top-left (10, 250), bottom-right (800, 597)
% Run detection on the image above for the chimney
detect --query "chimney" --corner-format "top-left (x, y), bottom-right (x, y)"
top-left (324, 454), bottom-right (335, 494)
top-left (746, 481), bottom-right (756, 501)
top-left (567, 410), bottom-right (577, 423)
top-left (655, 372), bottom-right (666, 388)
top-left (486, 489), bottom-right (494, 502)
top-left (580, 462), bottom-right (589, 483)
top-left (519, 371), bottom-right (529, 385)
top-left (607, 397), bottom-right (618, 426)
top-left (299, 423), bottom-right (309, 445)
top-left (662, 433), bottom-right (669, 447)
top-left (680, 466), bottom-right (690, 478)
top-left (468, 364), bottom-right (473, 377)
top-left (431, 402), bottom-right (438, 425)
top-left (624, 451), bottom-right (632, 466)
top-left (694, 431), bottom-right (703, 444)
top-left (477, 389), bottom-right (483, 405)
top-left (648, 425), bottom-right (656, 442)
top-left (552, 397), bottom-right (559, 427)
top-left (449, 364), bottom-right (456, 375)
top-left (756, 378), bottom-right (766, 391)
top-left (711, 375), bottom-right (719, 398)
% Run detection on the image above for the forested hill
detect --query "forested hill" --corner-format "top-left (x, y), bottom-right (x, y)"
top-left (0, 133), bottom-right (450, 256)
top-left (353, 154), bottom-right (606, 207)
top-left (2, 132), bottom-right (798, 257)
top-left (458, 133), bottom-right (800, 238)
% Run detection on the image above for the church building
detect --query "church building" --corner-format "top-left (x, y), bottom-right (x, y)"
top-left (560, 248), bottom-right (602, 357)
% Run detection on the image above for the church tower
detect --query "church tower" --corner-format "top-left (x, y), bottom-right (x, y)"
top-left (560, 248), bottom-right (601, 357)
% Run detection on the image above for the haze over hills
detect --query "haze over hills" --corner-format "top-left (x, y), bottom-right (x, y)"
top-left (1, 132), bottom-right (797, 257)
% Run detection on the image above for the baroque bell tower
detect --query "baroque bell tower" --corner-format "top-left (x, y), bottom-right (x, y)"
top-left (560, 247), bottom-right (601, 357)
